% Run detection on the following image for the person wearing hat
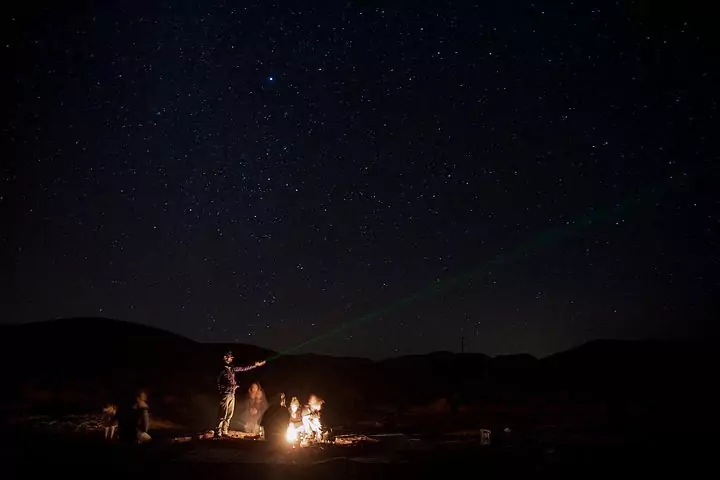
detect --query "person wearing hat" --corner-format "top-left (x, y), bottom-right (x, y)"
top-left (215, 351), bottom-right (266, 437)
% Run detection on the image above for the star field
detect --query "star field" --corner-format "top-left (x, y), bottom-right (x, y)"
top-left (4, 1), bottom-right (718, 359)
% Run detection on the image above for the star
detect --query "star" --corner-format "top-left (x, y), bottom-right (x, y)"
top-left (4, 1), bottom-right (716, 359)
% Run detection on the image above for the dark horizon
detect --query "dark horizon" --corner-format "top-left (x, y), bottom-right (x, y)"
top-left (3, 315), bottom-right (714, 362)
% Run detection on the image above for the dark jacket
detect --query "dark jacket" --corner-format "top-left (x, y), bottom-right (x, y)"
top-left (217, 364), bottom-right (255, 395)
top-left (135, 401), bottom-right (150, 433)
top-left (117, 400), bottom-right (150, 441)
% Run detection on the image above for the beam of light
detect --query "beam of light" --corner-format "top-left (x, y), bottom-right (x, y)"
top-left (263, 169), bottom-right (707, 362)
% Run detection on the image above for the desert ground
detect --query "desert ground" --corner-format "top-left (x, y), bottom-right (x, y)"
top-left (3, 414), bottom-right (709, 479)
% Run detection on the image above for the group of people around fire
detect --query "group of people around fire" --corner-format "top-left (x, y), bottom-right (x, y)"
top-left (215, 350), bottom-right (327, 445)
top-left (102, 350), bottom-right (326, 445)
top-left (283, 392), bottom-right (326, 445)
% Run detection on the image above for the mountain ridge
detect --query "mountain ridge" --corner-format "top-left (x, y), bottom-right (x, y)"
top-left (5, 317), bottom-right (709, 361)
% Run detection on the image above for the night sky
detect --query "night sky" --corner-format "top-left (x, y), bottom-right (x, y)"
top-left (4, 1), bottom-right (718, 359)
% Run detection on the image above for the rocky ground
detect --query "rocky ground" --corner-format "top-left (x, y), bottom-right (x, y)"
top-left (6, 412), bottom-right (184, 433)
top-left (1, 412), bottom-right (711, 478)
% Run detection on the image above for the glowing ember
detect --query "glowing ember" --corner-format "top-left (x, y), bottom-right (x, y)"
top-left (286, 423), bottom-right (298, 444)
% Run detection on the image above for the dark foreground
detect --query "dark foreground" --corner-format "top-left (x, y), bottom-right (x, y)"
top-left (1, 428), bottom-right (711, 479)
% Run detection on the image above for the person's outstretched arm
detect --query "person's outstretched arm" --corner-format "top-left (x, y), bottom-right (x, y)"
top-left (233, 360), bottom-right (266, 372)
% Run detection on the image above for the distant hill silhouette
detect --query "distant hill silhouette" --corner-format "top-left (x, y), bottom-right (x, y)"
top-left (542, 338), bottom-right (715, 387)
top-left (0, 318), bottom-right (275, 408)
top-left (0, 318), bottom-right (716, 432)
top-left (0, 317), bottom-right (275, 362)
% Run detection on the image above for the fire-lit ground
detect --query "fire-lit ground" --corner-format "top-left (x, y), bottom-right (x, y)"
top-left (3, 425), bottom-right (711, 479)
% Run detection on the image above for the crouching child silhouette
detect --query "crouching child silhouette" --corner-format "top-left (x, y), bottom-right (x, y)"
top-left (259, 392), bottom-right (291, 442)
top-left (102, 403), bottom-right (118, 440)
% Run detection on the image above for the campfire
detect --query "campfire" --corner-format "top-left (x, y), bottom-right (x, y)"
top-left (282, 393), bottom-right (329, 448)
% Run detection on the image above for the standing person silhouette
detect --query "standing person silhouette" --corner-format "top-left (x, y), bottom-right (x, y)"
top-left (215, 351), bottom-right (266, 437)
